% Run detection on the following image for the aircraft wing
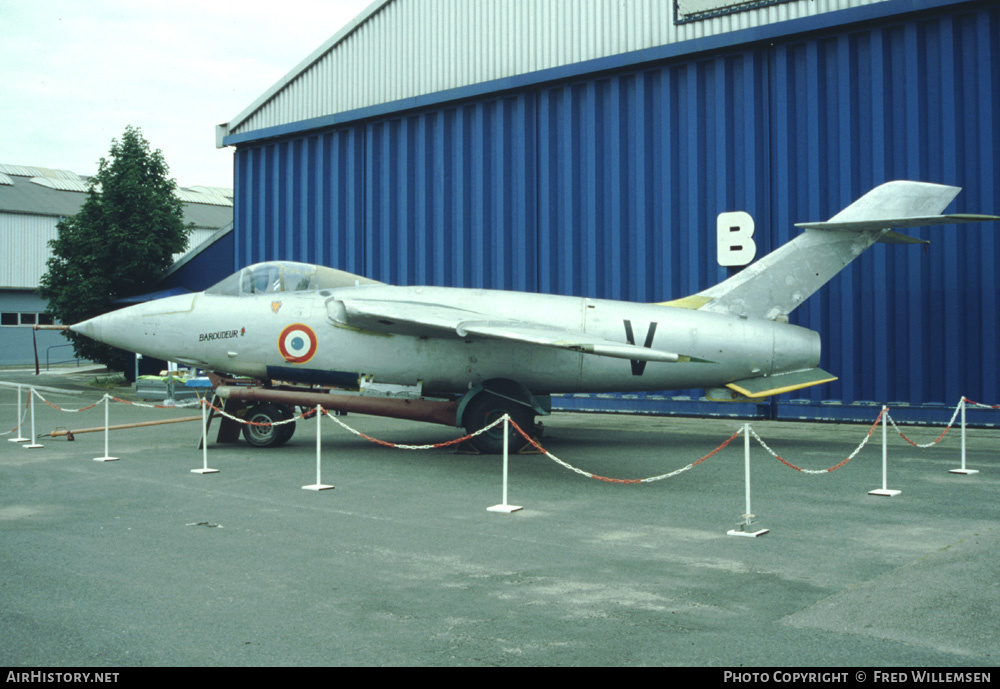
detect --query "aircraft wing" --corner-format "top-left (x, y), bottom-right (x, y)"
top-left (331, 298), bottom-right (684, 363)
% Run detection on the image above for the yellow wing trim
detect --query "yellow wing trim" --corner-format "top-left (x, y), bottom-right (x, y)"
top-left (656, 295), bottom-right (713, 309)
top-left (726, 373), bottom-right (838, 399)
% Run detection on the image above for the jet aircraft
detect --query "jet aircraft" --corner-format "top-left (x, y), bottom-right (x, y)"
top-left (70, 181), bottom-right (998, 452)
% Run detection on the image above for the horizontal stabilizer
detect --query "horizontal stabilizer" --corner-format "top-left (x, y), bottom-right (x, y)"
top-left (725, 367), bottom-right (837, 399)
top-left (796, 213), bottom-right (999, 232)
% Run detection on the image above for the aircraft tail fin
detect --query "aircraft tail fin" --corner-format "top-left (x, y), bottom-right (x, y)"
top-left (686, 181), bottom-right (998, 321)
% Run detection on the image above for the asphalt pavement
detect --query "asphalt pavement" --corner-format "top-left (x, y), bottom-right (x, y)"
top-left (1, 367), bottom-right (997, 667)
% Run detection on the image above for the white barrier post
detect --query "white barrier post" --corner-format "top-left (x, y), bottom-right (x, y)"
top-left (303, 405), bottom-right (334, 491)
top-left (488, 415), bottom-right (522, 513)
top-left (950, 397), bottom-right (979, 475)
top-left (728, 423), bottom-right (767, 537)
top-left (869, 406), bottom-right (901, 496)
top-left (93, 394), bottom-right (119, 462)
top-left (23, 389), bottom-right (43, 449)
top-left (8, 384), bottom-right (29, 443)
top-left (191, 396), bottom-right (219, 474)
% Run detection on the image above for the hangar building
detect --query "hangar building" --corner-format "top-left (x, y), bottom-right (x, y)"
top-left (216, 0), bottom-right (999, 422)
top-left (0, 164), bottom-right (233, 366)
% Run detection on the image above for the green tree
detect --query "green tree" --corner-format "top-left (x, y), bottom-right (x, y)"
top-left (39, 126), bottom-right (192, 367)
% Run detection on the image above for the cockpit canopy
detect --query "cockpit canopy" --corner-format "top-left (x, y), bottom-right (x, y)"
top-left (205, 261), bottom-right (381, 297)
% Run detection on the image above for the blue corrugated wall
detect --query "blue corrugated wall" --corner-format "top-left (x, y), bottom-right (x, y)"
top-left (232, 1), bottom-right (999, 421)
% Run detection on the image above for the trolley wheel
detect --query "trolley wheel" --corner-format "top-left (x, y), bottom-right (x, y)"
top-left (462, 394), bottom-right (534, 454)
top-left (242, 403), bottom-right (294, 448)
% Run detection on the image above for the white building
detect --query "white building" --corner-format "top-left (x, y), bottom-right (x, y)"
top-left (0, 163), bottom-right (233, 366)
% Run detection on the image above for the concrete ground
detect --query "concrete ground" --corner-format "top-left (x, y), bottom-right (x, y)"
top-left (1, 368), bottom-right (997, 667)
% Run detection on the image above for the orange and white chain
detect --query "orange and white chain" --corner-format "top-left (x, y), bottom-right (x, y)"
top-left (322, 409), bottom-right (508, 450)
top-left (203, 399), bottom-right (303, 427)
top-left (109, 395), bottom-right (201, 410)
top-left (16, 387), bottom-right (993, 483)
top-left (885, 399), bottom-right (963, 449)
top-left (27, 388), bottom-right (200, 413)
top-left (747, 409), bottom-right (885, 474)
top-left (203, 401), bottom-right (505, 449)
top-left (964, 397), bottom-right (1000, 410)
top-left (29, 388), bottom-right (102, 413)
top-left (507, 417), bottom-right (742, 484)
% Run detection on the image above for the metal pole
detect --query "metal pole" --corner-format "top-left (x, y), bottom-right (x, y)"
top-left (104, 394), bottom-right (110, 456)
top-left (191, 395), bottom-right (219, 474)
top-left (727, 423), bottom-right (767, 536)
top-left (8, 384), bottom-right (28, 443)
top-left (882, 406), bottom-right (888, 491)
top-left (950, 397), bottom-right (978, 475)
top-left (202, 397), bottom-right (208, 467)
top-left (16, 383), bottom-right (22, 437)
top-left (744, 423), bottom-right (752, 518)
top-left (315, 404), bottom-right (322, 482)
top-left (487, 414), bottom-right (521, 513)
top-left (303, 405), bottom-right (333, 490)
top-left (49, 416), bottom-right (201, 437)
top-left (94, 394), bottom-right (118, 461)
top-left (961, 397), bottom-right (967, 470)
top-left (868, 406), bottom-right (900, 496)
top-left (24, 388), bottom-right (42, 449)
top-left (502, 415), bottom-right (509, 506)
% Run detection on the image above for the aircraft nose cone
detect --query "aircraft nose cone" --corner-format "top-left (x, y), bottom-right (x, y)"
top-left (71, 307), bottom-right (137, 348)
top-left (70, 313), bottom-right (110, 343)
top-left (69, 294), bottom-right (198, 355)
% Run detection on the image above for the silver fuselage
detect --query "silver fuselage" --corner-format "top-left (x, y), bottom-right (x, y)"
top-left (74, 284), bottom-right (820, 395)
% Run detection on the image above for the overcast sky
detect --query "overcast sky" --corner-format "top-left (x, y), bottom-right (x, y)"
top-left (1, 0), bottom-right (373, 189)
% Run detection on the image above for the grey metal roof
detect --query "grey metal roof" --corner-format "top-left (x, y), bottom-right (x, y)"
top-left (223, 0), bottom-right (890, 139)
top-left (0, 163), bottom-right (78, 180)
top-left (0, 174), bottom-right (88, 218)
top-left (0, 167), bottom-right (233, 230)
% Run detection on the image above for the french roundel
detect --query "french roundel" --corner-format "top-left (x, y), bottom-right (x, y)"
top-left (278, 323), bottom-right (318, 364)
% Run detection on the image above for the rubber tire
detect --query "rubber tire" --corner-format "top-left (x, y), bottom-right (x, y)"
top-left (276, 404), bottom-right (296, 445)
top-left (463, 394), bottom-right (534, 455)
top-left (242, 403), bottom-right (294, 448)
